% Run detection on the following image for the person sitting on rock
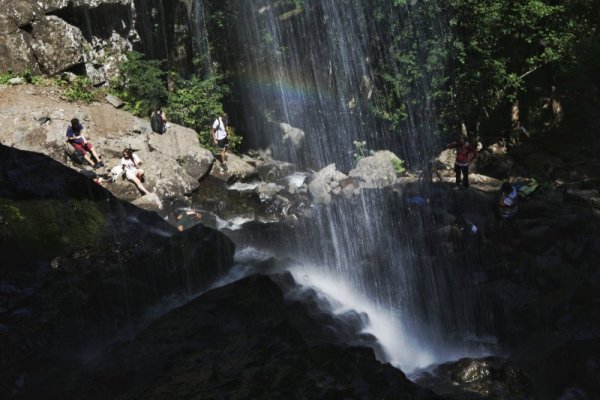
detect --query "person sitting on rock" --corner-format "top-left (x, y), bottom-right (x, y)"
top-left (66, 118), bottom-right (104, 169)
top-left (498, 182), bottom-right (518, 219)
top-left (121, 148), bottom-right (150, 195)
top-left (151, 107), bottom-right (168, 134)
top-left (446, 136), bottom-right (477, 190)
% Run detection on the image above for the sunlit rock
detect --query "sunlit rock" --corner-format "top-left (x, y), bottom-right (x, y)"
top-left (280, 122), bottom-right (305, 147)
top-left (349, 150), bottom-right (402, 189)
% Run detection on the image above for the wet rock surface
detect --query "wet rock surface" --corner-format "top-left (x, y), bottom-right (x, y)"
top-left (413, 356), bottom-right (535, 399)
top-left (16, 274), bottom-right (441, 400)
top-left (0, 145), bottom-right (235, 398)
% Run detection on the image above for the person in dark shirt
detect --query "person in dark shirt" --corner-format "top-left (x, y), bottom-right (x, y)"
top-left (66, 118), bottom-right (104, 169)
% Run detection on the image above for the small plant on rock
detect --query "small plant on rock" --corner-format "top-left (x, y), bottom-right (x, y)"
top-left (353, 140), bottom-right (369, 163)
top-left (62, 76), bottom-right (95, 103)
top-left (391, 158), bottom-right (406, 176)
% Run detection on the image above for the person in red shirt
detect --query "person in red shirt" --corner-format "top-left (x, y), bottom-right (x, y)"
top-left (447, 136), bottom-right (477, 190)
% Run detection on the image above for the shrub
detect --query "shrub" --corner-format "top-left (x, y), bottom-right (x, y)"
top-left (113, 51), bottom-right (168, 117)
top-left (166, 72), bottom-right (233, 150)
top-left (391, 158), bottom-right (406, 176)
top-left (62, 76), bottom-right (95, 103)
top-left (0, 71), bottom-right (13, 84)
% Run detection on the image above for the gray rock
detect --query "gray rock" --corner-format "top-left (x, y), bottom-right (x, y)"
top-left (256, 182), bottom-right (284, 203)
top-left (132, 192), bottom-right (163, 212)
top-left (29, 16), bottom-right (85, 75)
top-left (280, 122), bottom-right (305, 147)
top-left (349, 150), bottom-right (402, 189)
top-left (0, 0), bottom-right (137, 80)
top-left (8, 77), bottom-right (25, 85)
top-left (210, 153), bottom-right (258, 182)
top-left (105, 94), bottom-right (124, 108)
top-left (257, 158), bottom-right (295, 182)
top-left (308, 164), bottom-right (349, 205)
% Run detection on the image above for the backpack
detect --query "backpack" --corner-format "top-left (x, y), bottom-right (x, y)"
top-left (71, 150), bottom-right (85, 165)
top-left (151, 111), bottom-right (165, 134)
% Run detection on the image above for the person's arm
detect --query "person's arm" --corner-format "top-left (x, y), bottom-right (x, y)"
top-left (133, 153), bottom-right (142, 166)
top-left (211, 120), bottom-right (218, 144)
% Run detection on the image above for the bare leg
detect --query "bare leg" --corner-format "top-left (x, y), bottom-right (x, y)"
top-left (131, 176), bottom-right (150, 195)
top-left (131, 169), bottom-right (149, 195)
top-left (83, 153), bottom-right (95, 167)
top-left (89, 148), bottom-right (102, 163)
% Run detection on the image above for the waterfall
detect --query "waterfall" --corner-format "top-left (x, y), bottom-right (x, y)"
top-left (191, 0), bottom-right (493, 371)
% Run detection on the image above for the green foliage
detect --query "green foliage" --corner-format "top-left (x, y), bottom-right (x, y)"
top-left (391, 158), bottom-right (406, 176)
top-left (22, 68), bottom-right (42, 84)
top-left (369, 0), bottom-right (599, 138)
top-left (0, 69), bottom-right (43, 85)
top-left (0, 71), bottom-right (14, 84)
top-left (224, 126), bottom-right (243, 153)
top-left (166, 72), bottom-right (235, 150)
top-left (0, 199), bottom-right (105, 256)
top-left (61, 76), bottom-right (95, 103)
top-left (112, 51), bottom-right (168, 117)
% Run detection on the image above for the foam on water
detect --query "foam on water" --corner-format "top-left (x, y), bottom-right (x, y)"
top-left (289, 264), bottom-right (436, 373)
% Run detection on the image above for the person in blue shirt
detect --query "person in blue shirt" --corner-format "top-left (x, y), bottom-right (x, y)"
top-left (66, 118), bottom-right (104, 169)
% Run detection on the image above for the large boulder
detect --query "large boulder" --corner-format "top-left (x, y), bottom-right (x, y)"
top-left (308, 163), bottom-right (350, 205)
top-left (349, 150), bottom-right (403, 189)
top-left (0, 17), bottom-right (40, 74)
top-left (29, 16), bottom-right (85, 75)
top-left (148, 124), bottom-right (214, 180)
top-left (415, 356), bottom-right (535, 399)
top-left (21, 274), bottom-right (441, 399)
top-left (0, 0), bottom-right (137, 82)
top-left (210, 153), bottom-right (258, 182)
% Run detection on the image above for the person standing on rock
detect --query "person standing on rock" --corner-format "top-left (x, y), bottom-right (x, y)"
top-left (446, 136), bottom-right (477, 190)
top-left (211, 113), bottom-right (229, 165)
top-left (121, 148), bottom-right (150, 196)
top-left (66, 118), bottom-right (104, 169)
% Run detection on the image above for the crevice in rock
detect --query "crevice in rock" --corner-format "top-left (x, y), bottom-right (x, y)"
top-left (18, 23), bottom-right (33, 34)
top-left (47, 3), bottom-right (134, 42)
top-left (63, 63), bottom-right (88, 76)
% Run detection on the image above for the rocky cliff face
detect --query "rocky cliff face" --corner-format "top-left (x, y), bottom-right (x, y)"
top-left (0, 0), bottom-right (137, 84)
top-left (0, 0), bottom-right (198, 82)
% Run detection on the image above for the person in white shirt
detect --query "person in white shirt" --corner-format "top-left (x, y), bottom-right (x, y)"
top-left (211, 112), bottom-right (229, 164)
top-left (121, 148), bottom-right (150, 195)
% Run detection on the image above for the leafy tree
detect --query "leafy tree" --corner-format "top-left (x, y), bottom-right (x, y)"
top-left (368, 0), bottom-right (599, 140)
top-left (113, 51), bottom-right (168, 117)
top-left (167, 72), bottom-right (241, 151)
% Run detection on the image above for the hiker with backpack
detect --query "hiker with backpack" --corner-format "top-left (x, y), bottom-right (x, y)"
top-left (66, 118), bottom-right (104, 169)
top-left (446, 136), bottom-right (478, 190)
top-left (151, 108), bottom-right (167, 134)
top-left (121, 148), bottom-right (150, 195)
top-left (211, 112), bottom-right (229, 165)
